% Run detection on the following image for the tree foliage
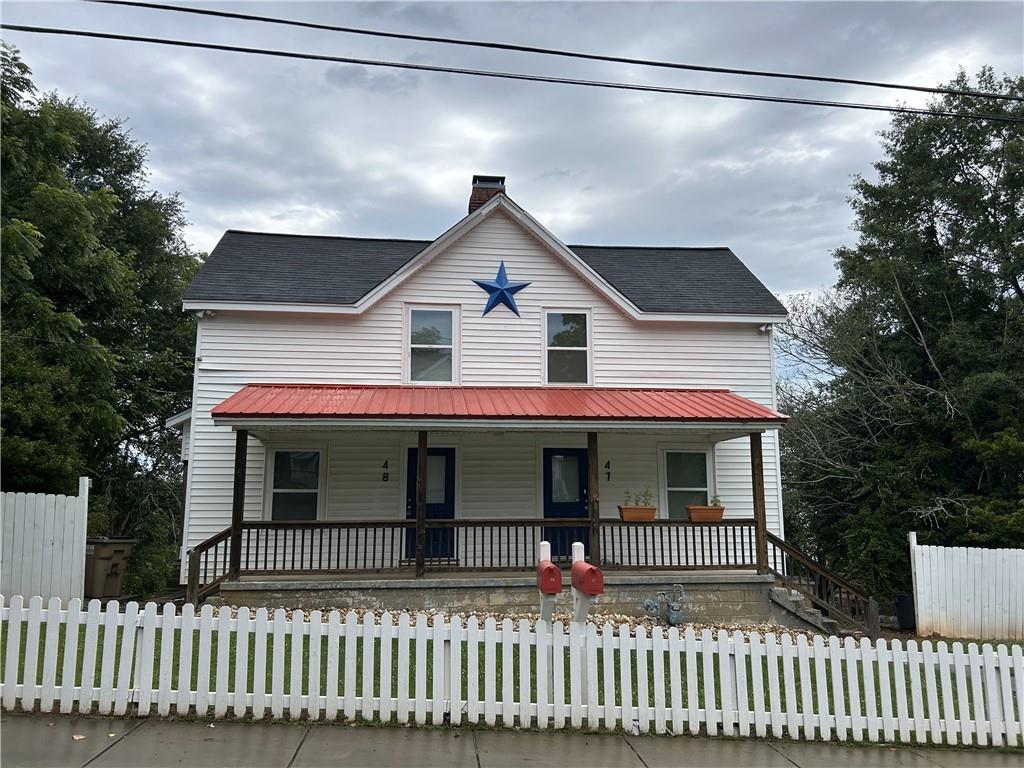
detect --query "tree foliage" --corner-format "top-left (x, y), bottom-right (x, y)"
top-left (778, 69), bottom-right (1024, 599)
top-left (1, 45), bottom-right (199, 594)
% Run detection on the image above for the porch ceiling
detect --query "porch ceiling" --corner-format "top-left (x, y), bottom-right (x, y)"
top-left (211, 384), bottom-right (786, 434)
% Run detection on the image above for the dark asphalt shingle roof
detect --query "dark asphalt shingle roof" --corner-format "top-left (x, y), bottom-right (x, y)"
top-left (569, 245), bottom-right (787, 315)
top-left (185, 230), bottom-right (786, 316)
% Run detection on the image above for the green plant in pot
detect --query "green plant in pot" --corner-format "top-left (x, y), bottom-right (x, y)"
top-left (687, 494), bottom-right (725, 522)
top-left (618, 488), bottom-right (656, 521)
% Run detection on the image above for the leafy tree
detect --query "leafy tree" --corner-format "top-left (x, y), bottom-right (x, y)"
top-left (777, 68), bottom-right (1024, 600)
top-left (1, 45), bottom-right (199, 594)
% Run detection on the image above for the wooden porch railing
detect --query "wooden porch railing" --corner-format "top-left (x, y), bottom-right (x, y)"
top-left (185, 517), bottom-right (761, 600)
top-left (601, 519), bottom-right (758, 569)
top-left (767, 532), bottom-right (880, 636)
top-left (233, 519), bottom-right (593, 574)
top-left (189, 520), bottom-right (888, 636)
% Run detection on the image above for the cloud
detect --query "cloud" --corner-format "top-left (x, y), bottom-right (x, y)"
top-left (3, 0), bottom-right (1021, 292)
top-left (324, 64), bottom-right (421, 94)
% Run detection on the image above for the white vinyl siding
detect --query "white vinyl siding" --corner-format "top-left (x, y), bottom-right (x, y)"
top-left (180, 209), bottom-right (784, 577)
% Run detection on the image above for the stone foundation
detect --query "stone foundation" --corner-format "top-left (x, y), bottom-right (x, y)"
top-left (216, 572), bottom-right (778, 624)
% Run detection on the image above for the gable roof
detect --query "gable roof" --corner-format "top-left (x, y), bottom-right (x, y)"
top-left (185, 232), bottom-right (430, 306)
top-left (184, 195), bottom-right (786, 318)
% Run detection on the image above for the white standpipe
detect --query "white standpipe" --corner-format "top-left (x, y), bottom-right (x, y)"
top-left (571, 541), bottom-right (595, 625)
top-left (540, 540), bottom-right (552, 562)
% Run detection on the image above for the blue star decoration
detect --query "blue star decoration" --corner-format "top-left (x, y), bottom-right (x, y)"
top-left (472, 261), bottom-right (531, 316)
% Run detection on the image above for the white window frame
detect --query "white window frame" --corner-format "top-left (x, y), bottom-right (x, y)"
top-left (658, 446), bottom-right (715, 520)
top-left (405, 304), bottom-right (460, 385)
top-left (263, 445), bottom-right (328, 521)
top-left (542, 308), bottom-right (592, 386)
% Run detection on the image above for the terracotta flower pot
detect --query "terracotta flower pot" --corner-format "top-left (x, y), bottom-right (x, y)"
top-left (687, 504), bottom-right (725, 523)
top-left (618, 505), bottom-right (657, 521)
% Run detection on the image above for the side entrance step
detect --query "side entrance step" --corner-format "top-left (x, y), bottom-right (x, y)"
top-left (770, 586), bottom-right (841, 635)
top-left (766, 532), bottom-right (880, 637)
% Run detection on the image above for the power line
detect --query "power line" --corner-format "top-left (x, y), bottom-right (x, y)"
top-left (87, 0), bottom-right (1024, 103)
top-left (3, 24), bottom-right (1022, 124)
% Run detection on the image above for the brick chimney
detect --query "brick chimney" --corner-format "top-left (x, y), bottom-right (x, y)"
top-left (468, 174), bottom-right (506, 213)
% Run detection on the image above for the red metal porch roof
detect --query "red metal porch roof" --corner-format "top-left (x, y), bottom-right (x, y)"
top-left (212, 385), bottom-right (786, 424)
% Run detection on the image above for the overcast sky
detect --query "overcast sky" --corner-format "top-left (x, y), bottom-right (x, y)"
top-left (4, 1), bottom-right (1022, 296)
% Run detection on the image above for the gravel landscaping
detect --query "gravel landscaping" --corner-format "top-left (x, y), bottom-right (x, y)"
top-left (222, 604), bottom-right (828, 640)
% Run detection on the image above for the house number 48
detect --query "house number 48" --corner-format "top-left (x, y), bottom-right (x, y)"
top-left (381, 460), bottom-right (389, 482)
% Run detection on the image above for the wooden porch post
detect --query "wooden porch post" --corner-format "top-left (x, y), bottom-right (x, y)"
top-left (750, 431), bottom-right (769, 574)
top-left (587, 431), bottom-right (601, 566)
top-left (228, 428), bottom-right (248, 579)
top-left (415, 430), bottom-right (428, 578)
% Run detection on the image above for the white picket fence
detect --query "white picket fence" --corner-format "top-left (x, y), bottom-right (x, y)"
top-left (909, 532), bottom-right (1024, 641)
top-left (2, 596), bottom-right (1023, 747)
top-left (0, 478), bottom-right (89, 602)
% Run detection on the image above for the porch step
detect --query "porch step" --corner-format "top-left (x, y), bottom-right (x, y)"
top-left (770, 586), bottom-right (841, 635)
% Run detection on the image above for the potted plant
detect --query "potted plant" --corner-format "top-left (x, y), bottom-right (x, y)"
top-left (618, 488), bottom-right (657, 521)
top-left (687, 495), bottom-right (725, 523)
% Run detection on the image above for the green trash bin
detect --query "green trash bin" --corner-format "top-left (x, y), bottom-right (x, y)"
top-left (84, 538), bottom-right (137, 599)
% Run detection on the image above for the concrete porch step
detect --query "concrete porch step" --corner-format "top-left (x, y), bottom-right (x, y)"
top-left (769, 586), bottom-right (841, 635)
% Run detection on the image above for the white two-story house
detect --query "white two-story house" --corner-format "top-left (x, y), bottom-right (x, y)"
top-left (172, 175), bottom-right (810, 620)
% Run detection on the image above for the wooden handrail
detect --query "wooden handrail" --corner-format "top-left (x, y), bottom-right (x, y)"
top-left (767, 532), bottom-right (870, 599)
top-left (185, 527), bottom-right (231, 605)
top-left (766, 531), bottom-right (879, 636)
top-left (241, 520), bottom-right (411, 530)
top-left (423, 518), bottom-right (598, 529)
top-left (601, 518), bottom-right (756, 528)
top-left (238, 518), bottom-right (758, 529)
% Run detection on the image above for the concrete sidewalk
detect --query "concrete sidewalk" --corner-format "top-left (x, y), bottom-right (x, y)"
top-left (1, 714), bottom-right (1019, 768)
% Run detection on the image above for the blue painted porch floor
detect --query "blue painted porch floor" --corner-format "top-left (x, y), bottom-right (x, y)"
top-left (3, 714), bottom-right (1019, 768)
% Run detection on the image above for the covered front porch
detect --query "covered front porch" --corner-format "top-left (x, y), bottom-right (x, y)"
top-left (186, 384), bottom-right (787, 605)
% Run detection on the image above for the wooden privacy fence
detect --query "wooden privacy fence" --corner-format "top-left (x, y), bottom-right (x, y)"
top-left (2, 596), bottom-right (1023, 747)
top-left (0, 478), bottom-right (89, 602)
top-left (909, 533), bottom-right (1024, 641)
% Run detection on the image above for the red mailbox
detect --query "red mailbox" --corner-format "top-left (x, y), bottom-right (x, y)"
top-left (571, 560), bottom-right (604, 596)
top-left (536, 560), bottom-right (562, 595)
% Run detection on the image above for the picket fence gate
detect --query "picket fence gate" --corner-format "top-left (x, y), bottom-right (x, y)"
top-left (1, 595), bottom-right (1022, 748)
top-left (909, 532), bottom-right (1024, 641)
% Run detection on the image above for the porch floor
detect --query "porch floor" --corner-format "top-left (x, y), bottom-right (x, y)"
top-left (228, 569), bottom-right (766, 588)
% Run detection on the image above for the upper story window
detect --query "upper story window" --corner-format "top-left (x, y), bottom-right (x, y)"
top-left (545, 311), bottom-right (589, 384)
top-left (409, 307), bottom-right (456, 383)
top-left (270, 449), bottom-right (321, 520)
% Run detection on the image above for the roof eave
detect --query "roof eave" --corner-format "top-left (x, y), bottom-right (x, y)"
top-left (210, 415), bottom-right (785, 432)
top-left (165, 409), bottom-right (192, 428)
top-left (182, 298), bottom-right (787, 324)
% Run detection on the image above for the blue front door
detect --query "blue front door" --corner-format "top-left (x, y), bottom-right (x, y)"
top-left (405, 447), bottom-right (456, 560)
top-left (543, 448), bottom-right (589, 559)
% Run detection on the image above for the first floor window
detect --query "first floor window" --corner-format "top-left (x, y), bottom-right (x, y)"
top-left (409, 308), bottom-right (455, 383)
top-left (665, 451), bottom-right (709, 519)
top-left (271, 450), bottom-right (320, 520)
top-left (546, 311), bottom-right (589, 384)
